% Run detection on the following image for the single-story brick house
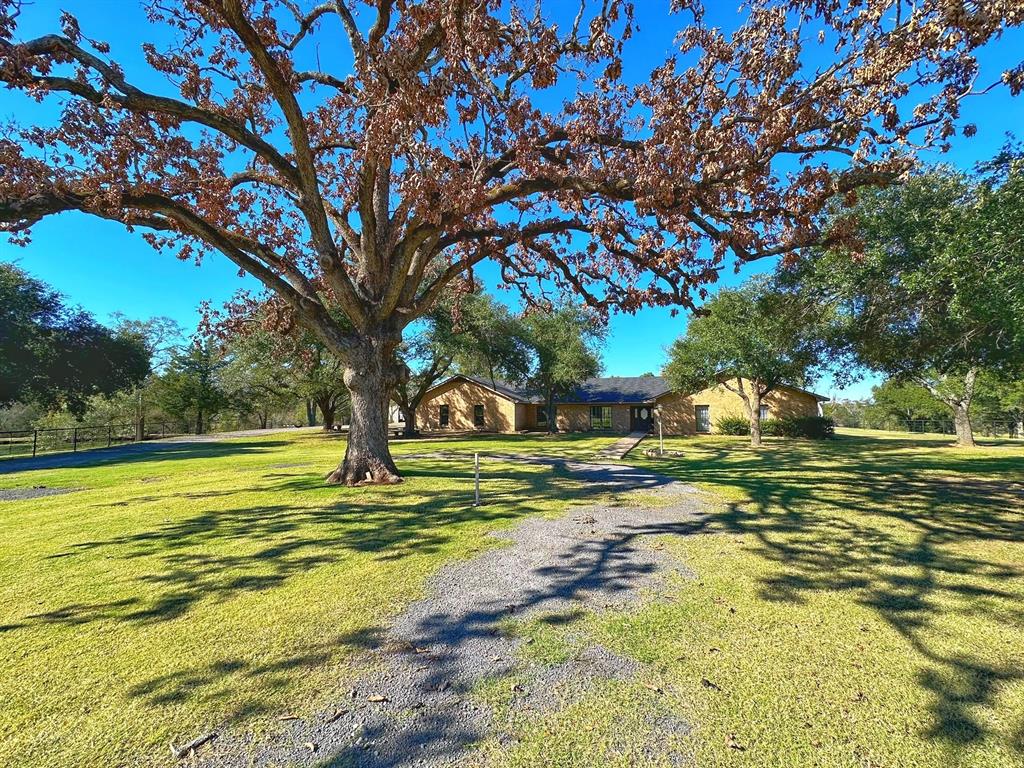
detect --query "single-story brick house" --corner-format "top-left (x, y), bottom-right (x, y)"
top-left (417, 374), bottom-right (827, 435)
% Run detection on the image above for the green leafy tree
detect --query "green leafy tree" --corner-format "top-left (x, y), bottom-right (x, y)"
top-left (220, 330), bottom-right (297, 429)
top-left (153, 342), bottom-right (228, 434)
top-left (787, 158), bottom-right (1024, 447)
top-left (0, 263), bottom-right (149, 416)
top-left (665, 279), bottom-right (829, 446)
top-left (973, 374), bottom-right (1024, 437)
top-left (111, 314), bottom-right (184, 438)
top-left (872, 379), bottom-right (951, 428)
top-left (522, 307), bottom-right (605, 435)
top-left (393, 292), bottom-right (529, 436)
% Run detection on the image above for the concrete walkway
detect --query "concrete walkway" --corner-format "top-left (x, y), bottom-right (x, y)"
top-left (0, 426), bottom-right (319, 474)
top-left (594, 429), bottom-right (650, 461)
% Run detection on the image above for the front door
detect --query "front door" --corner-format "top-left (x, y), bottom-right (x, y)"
top-left (629, 405), bottom-right (653, 432)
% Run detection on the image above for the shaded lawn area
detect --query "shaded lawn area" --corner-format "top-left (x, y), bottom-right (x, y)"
top-left (0, 430), bottom-right (617, 768)
top-left (474, 430), bottom-right (1023, 768)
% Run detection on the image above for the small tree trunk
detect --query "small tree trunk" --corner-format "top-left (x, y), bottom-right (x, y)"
top-left (326, 337), bottom-right (404, 485)
top-left (546, 390), bottom-right (556, 435)
top-left (400, 403), bottom-right (418, 437)
top-left (196, 409), bottom-right (204, 435)
top-left (135, 389), bottom-right (145, 441)
top-left (952, 402), bottom-right (976, 448)
top-left (258, 411), bottom-right (268, 429)
top-left (317, 397), bottom-right (336, 431)
top-left (749, 388), bottom-right (763, 448)
top-left (306, 399), bottom-right (317, 427)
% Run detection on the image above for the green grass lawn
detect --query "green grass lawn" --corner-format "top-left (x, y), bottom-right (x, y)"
top-left (468, 429), bottom-right (1024, 768)
top-left (0, 430), bottom-right (614, 768)
top-left (2, 428), bottom-right (1022, 768)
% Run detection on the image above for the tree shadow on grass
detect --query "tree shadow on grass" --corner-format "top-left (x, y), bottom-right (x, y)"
top-left (641, 433), bottom-right (1024, 755)
top-left (27, 459), bottom-right (577, 629)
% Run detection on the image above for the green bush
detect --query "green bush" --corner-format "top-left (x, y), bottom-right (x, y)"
top-left (715, 414), bottom-right (751, 435)
top-left (761, 415), bottom-right (835, 439)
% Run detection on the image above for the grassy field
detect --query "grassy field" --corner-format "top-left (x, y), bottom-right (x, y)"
top-left (0, 430), bottom-right (613, 768)
top-left (468, 429), bottom-right (1024, 768)
top-left (2, 428), bottom-right (1022, 767)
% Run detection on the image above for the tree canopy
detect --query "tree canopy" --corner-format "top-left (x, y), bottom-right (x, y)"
top-left (0, 262), bottom-right (150, 415)
top-left (1, 1), bottom-right (1019, 482)
top-left (664, 277), bottom-right (827, 445)
top-left (522, 306), bottom-right (604, 434)
top-left (783, 156), bottom-right (1024, 446)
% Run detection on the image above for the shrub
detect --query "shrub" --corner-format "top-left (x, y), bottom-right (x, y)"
top-left (761, 415), bottom-right (835, 439)
top-left (789, 415), bottom-right (835, 439)
top-left (715, 414), bottom-right (751, 435)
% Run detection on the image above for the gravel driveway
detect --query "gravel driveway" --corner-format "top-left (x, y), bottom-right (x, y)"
top-left (205, 457), bottom-right (705, 768)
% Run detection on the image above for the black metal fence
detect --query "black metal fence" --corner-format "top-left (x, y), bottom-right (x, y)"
top-left (0, 418), bottom-right (299, 460)
top-left (0, 422), bottom-right (189, 459)
top-left (905, 419), bottom-right (1022, 438)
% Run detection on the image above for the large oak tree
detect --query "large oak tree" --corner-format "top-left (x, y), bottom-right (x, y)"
top-left (0, 1), bottom-right (1019, 483)
top-left (784, 159), bottom-right (1024, 447)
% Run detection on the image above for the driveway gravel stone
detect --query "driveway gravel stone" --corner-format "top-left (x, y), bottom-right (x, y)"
top-left (205, 458), bottom-right (704, 768)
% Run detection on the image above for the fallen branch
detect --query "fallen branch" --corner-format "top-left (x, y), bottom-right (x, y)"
top-left (169, 731), bottom-right (217, 759)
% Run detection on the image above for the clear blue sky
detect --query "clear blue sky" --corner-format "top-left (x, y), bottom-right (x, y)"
top-left (2, 2), bottom-right (1021, 400)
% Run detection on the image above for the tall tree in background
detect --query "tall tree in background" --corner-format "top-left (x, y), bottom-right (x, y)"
top-left (0, 262), bottom-right (150, 415)
top-left (393, 292), bottom-right (527, 436)
top-left (1, 1), bottom-right (1018, 483)
top-left (111, 314), bottom-right (184, 438)
top-left (871, 379), bottom-right (952, 428)
top-left (154, 341), bottom-right (228, 434)
top-left (210, 298), bottom-right (349, 431)
top-left (785, 158), bottom-right (1024, 447)
top-left (664, 279), bottom-right (828, 446)
top-left (523, 307), bottom-right (604, 435)
top-left (220, 329), bottom-right (296, 428)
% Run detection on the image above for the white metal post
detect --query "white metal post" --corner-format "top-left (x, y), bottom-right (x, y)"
top-left (474, 452), bottom-right (481, 506)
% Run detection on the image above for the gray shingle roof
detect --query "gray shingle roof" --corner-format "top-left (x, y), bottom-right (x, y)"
top-left (448, 374), bottom-right (669, 404)
top-left (559, 376), bottom-right (672, 404)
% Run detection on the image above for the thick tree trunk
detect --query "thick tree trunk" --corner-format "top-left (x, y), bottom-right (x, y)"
top-left (305, 399), bottom-right (317, 427)
top-left (749, 388), bottom-right (763, 448)
top-left (953, 402), bottom-right (976, 448)
top-left (326, 337), bottom-right (405, 485)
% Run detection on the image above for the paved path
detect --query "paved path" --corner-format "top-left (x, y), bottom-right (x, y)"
top-left (594, 429), bottom-right (650, 461)
top-left (0, 426), bottom-right (319, 474)
top-left (206, 457), bottom-right (705, 768)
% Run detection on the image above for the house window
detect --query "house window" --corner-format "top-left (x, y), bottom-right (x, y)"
top-left (695, 405), bottom-right (711, 433)
top-left (439, 404), bottom-right (449, 427)
top-left (590, 405), bottom-right (613, 430)
top-left (759, 405), bottom-right (769, 421)
top-left (473, 404), bottom-right (485, 427)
